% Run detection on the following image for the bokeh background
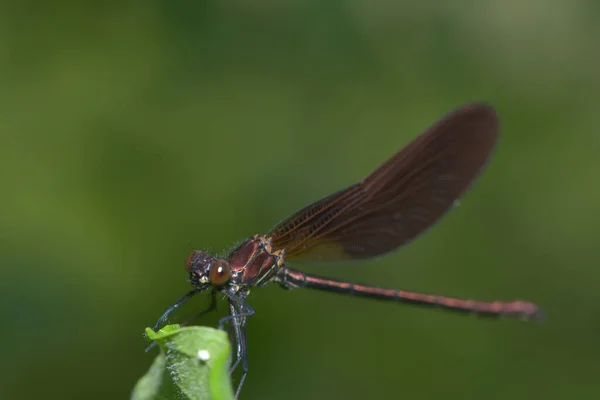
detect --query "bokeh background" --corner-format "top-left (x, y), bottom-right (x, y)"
top-left (1, 1), bottom-right (599, 399)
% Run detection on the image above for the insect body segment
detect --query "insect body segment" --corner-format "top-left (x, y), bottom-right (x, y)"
top-left (229, 234), bottom-right (285, 288)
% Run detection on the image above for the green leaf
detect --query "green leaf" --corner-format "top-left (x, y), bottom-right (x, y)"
top-left (132, 325), bottom-right (235, 400)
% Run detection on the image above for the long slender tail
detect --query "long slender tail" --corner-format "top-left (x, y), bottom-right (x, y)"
top-left (278, 267), bottom-right (543, 320)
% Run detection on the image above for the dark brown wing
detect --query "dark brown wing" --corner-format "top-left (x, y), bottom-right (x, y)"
top-left (268, 102), bottom-right (499, 263)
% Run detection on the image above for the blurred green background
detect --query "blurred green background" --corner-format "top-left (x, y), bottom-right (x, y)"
top-left (1, 1), bottom-right (599, 399)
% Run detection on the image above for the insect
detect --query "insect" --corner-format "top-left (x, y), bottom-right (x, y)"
top-left (150, 102), bottom-right (542, 398)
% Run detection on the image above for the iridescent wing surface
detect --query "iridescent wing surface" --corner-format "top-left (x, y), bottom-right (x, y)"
top-left (268, 103), bottom-right (498, 263)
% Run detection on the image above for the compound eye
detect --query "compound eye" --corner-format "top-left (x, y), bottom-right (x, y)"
top-left (185, 251), bottom-right (196, 272)
top-left (209, 260), bottom-right (231, 286)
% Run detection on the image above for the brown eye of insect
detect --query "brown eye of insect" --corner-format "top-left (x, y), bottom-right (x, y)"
top-left (209, 261), bottom-right (231, 286)
top-left (185, 251), bottom-right (196, 272)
